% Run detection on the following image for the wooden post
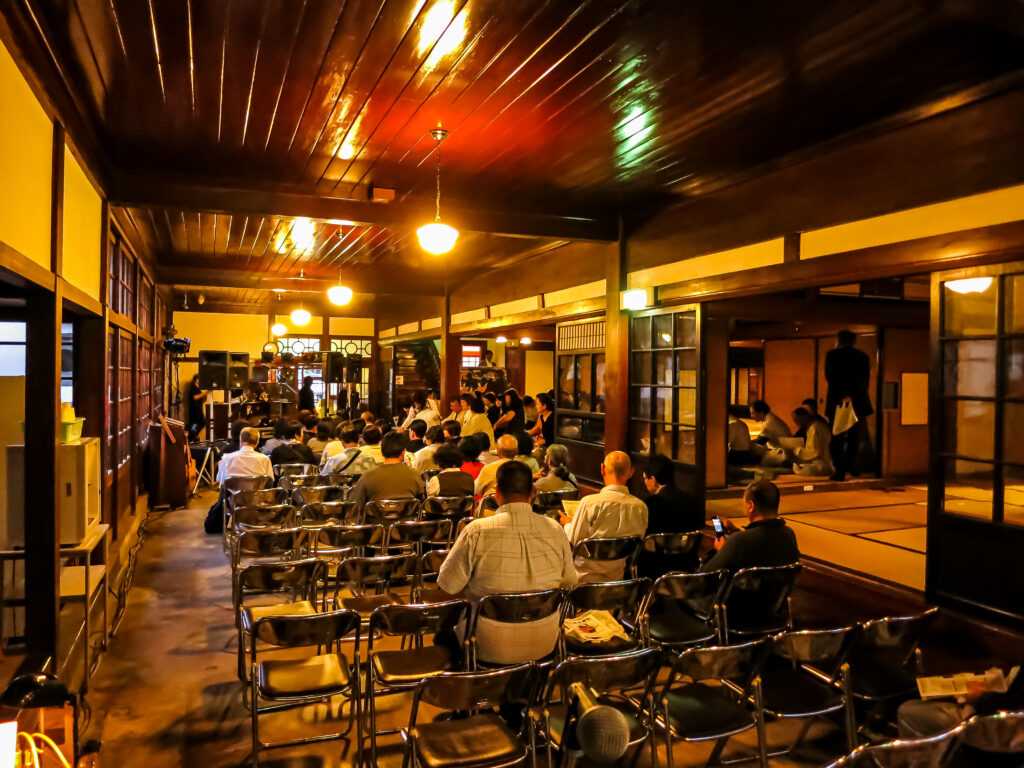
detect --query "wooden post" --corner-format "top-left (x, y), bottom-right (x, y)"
top-left (24, 281), bottom-right (63, 660)
top-left (440, 290), bottom-right (460, 407)
top-left (603, 221), bottom-right (629, 453)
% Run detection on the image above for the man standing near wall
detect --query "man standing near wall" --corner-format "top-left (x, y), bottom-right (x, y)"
top-left (825, 330), bottom-right (873, 481)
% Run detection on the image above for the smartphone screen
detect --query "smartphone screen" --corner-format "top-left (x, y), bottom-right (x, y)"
top-left (712, 517), bottom-right (724, 537)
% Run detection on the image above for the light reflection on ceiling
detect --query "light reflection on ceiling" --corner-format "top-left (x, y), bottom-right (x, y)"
top-left (612, 52), bottom-right (658, 180)
top-left (418, 0), bottom-right (468, 68)
top-left (274, 217), bottom-right (317, 254)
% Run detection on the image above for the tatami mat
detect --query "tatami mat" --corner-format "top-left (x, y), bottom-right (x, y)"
top-left (789, 504), bottom-right (927, 534)
top-left (861, 526), bottom-right (928, 553)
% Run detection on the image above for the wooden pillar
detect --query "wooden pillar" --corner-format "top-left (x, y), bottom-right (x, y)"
top-left (603, 221), bottom-right (629, 453)
top-left (440, 290), bottom-right (460, 406)
top-left (24, 282), bottom-right (63, 660)
top-left (701, 310), bottom-right (729, 492)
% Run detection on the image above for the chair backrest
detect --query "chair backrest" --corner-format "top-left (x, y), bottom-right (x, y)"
top-left (823, 723), bottom-right (965, 768)
top-left (387, 519), bottom-right (453, 550)
top-left (299, 500), bottom-right (360, 526)
top-left (477, 494), bottom-right (499, 515)
top-left (565, 578), bottom-right (651, 626)
top-left (549, 648), bottom-right (662, 698)
top-left (363, 498), bottom-right (422, 524)
top-left (478, 588), bottom-right (565, 623)
top-left (280, 473), bottom-right (324, 490)
top-left (235, 527), bottom-right (305, 561)
top-left (455, 516), bottom-right (475, 539)
top-left (648, 570), bottom-right (728, 622)
top-left (337, 553), bottom-right (418, 593)
top-left (956, 710), bottom-right (1024, 756)
top-left (533, 489), bottom-right (579, 514)
top-left (641, 532), bottom-right (704, 572)
top-left (721, 563), bottom-right (801, 629)
top-left (857, 607), bottom-right (939, 658)
top-left (232, 503), bottom-right (296, 531)
top-left (572, 536), bottom-right (642, 563)
top-left (415, 663), bottom-right (537, 713)
top-left (420, 549), bottom-right (450, 579)
top-left (235, 558), bottom-right (325, 607)
top-left (322, 472), bottom-right (356, 487)
top-left (312, 524), bottom-right (384, 555)
top-left (769, 626), bottom-right (860, 679)
top-left (231, 487), bottom-right (289, 509)
top-left (422, 468), bottom-right (442, 480)
top-left (250, 608), bottom-right (360, 649)
top-left (369, 600), bottom-right (470, 639)
top-left (669, 639), bottom-right (769, 693)
top-left (277, 463), bottom-right (316, 477)
top-left (293, 485), bottom-right (347, 506)
top-left (223, 475), bottom-right (273, 495)
top-left (424, 495), bottom-right (475, 519)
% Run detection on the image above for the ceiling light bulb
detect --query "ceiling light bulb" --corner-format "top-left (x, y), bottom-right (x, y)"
top-left (290, 308), bottom-right (311, 326)
top-left (270, 323), bottom-right (287, 336)
top-left (197, 292), bottom-right (205, 305)
top-left (417, 221), bottom-right (459, 255)
top-left (520, 336), bottom-right (532, 345)
top-left (327, 284), bottom-right (354, 306)
top-left (495, 335), bottom-right (507, 344)
top-left (945, 277), bottom-right (993, 295)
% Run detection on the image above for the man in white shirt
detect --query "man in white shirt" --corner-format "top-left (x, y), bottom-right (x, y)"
top-left (216, 427), bottom-right (273, 484)
top-left (473, 434), bottom-right (518, 499)
top-left (564, 451), bottom-right (648, 582)
top-left (791, 407), bottom-right (835, 477)
top-left (414, 425), bottom-right (445, 472)
top-left (438, 461), bottom-right (576, 665)
top-left (750, 400), bottom-right (791, 444)
top-left (400, 392), bottom-right (441, 430)
top-left (321, 425), bottom-right (378, 476)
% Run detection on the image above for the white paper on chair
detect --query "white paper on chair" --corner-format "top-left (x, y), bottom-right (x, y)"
top-left (916, 666), bottom-right (1017, 700)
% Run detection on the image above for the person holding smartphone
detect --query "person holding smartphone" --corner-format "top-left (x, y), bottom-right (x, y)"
top-left (700, 479), bottom-right (799, 573)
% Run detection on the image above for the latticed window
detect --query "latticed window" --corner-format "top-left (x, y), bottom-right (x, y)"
top-left (555, 320), bottom-right (606, 445)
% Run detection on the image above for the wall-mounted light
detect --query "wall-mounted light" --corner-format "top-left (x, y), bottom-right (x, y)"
top-left (621, 287), bottom-right (655, 311)
top-left (290, 308), bottom-right (311, 326)
top-left (945, 277), bottom-right (993, 295)
top-left (520, 336), bottom-right (532, 345)
top-left (270, 323), bottom-right (287, 336)
top-left (495, 335), bottom-right (507, 343)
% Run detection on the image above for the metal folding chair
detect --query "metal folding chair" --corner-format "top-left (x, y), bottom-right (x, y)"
top-left (637, 532), bottom-right (704, 579)
top-left (561, 578), bottom-right (651, 657)
top-left (641, 570), bottom-right (727, 652)
top-left (718, 563), bottom-right (801, 642)
top-left (472, 589), bottom-right (567, 668)
top-left (823, 722), bottom-right (965, 767)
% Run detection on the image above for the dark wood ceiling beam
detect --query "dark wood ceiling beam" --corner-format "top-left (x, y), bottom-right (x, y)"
top-left (107, 178), bottom-right (618, 242)
top-left (155, 265), bottom-right (447, 297)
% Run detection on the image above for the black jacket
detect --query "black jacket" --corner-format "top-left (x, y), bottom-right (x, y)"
top-left (270, 440), bottom-right (316, 466)
top-left (700, 518), bottom-right (800, 573)
top-left (645, 485), bottom-right (704, 535)
top-left (298, 385), bottom-right (316, 413)
top-left (824, 345), bottom-right (873, 419)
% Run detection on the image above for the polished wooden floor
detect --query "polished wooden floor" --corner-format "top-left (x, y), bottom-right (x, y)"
top-left (78, 491), bottom-right (1021, 767)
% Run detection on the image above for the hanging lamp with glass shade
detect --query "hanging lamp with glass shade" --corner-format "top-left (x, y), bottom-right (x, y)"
top-left (327, 268), bottom-right (354, 305)
top-left (417, 127), bottom-right (459, 255)
top-left (291, 307), bottom-right (311, 326)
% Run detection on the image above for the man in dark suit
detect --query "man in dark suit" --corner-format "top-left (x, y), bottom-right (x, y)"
top-left (824, 330), bottom-right (873, 480)
top-left (643, 453), bottom-right (704, 533)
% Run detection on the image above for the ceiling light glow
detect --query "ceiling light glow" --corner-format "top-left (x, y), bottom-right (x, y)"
top-left (290, 308), bottom-right (311, 326)
top-left (495, 335), bottom-right (507, 344)
top-left (520, 336), bottom-right (532, 345)
top-left (621, 288), bottom-right (651, 311)
top-left (945, 277), bottom-right (993, 295)
top-left (327, 284), bottom-right (354, 306)
top-left (270, 323), bottom-right (287, 336)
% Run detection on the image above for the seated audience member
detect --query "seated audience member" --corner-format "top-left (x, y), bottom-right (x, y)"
top-left (260, 418), bottom-right (289, 456)
top-left (643, 453), bottom-right (704, 534)
top-left (522, 395), bottom-right (538, 429)
top-left (750, 400), bottom-right (792, 444)
top-left (437, 461), bottom-right (577, 665)
top-left (493, 388), bottom-right (526, 437)
top-left (401, 391), bottom-right (441, 430)
top-left (462, 395), bottom-right (495, 447)
top-left (442, 419), bottom-right (461, 443)
top-left (447, 397), bottom-right (462, 422)
top-left (269, 422), bottom-right (316, 466)
top-left (348, 431), bottom-right (425, 507)
top-left (318, 421), bottom-right (349, 465)
top-left (360, 411), bottom-right (375, 427)
top-left (458, 436), bottom-right (485, 479)
top-left (534, 444), bottom-right (577, 493)
top-left (359, 426), bottom-right (386, 464)
top-left (528, 393), bottom-right (556, 448)
top-left (414, 425), bottom-right (445, 472)
top-left (794, 398), bottom-right (828, 439)
top-left (300, 414), bottom-right (319, 443)
top-left (306, 420), bottom-right (336, 457)
top-left (790, 407), bottom-right (834, 477)
top-left (564, 451), bottom-right (648, 582)
top-left (701, 480), bottom-right (800, 572)
top-left (897, 671), bottom-right (1023, 739)
top-left (406, 418), bottom-right (428, 453)
top-left (513, 431), bottom-right (541, 474)
top-left (217, 427), bottom-right (273, 483)
top-left (483, 392), bottom-right (501, 426)
top-left (474, 434), bottom-right (519, 498)
top-left (426, 444), bottom-right (475, 497)
top-left (456, 394), bottom-right (473, 426)
top-left (321, 425), bottom-right (378, 476)
top-left (726, 405), bottom-right (754, 465)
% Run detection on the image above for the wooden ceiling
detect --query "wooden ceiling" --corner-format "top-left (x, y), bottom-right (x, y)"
top-left (10, 0), bottom-right (1024, 302)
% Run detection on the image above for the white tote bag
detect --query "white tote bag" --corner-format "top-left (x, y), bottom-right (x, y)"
top-left (832, 402), bottom-right (858, 436)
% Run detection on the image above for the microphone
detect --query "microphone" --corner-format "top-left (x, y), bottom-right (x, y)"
top-left (567, 681), bottom-right (631, 763)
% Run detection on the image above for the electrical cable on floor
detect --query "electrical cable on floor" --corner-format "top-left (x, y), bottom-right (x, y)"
top-left (106, 504), bottom-right (170, 637)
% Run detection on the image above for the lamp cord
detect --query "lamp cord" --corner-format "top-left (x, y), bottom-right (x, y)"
top-left (434, 137), bottom-right (442, 222)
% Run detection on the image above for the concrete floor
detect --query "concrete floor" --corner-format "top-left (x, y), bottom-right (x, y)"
top-left (80, 490), bottom-right (995, 768)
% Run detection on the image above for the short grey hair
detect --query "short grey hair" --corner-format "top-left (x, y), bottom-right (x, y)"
top-left (545, 443), bottom-right (569, 469)
top-left (240, 427), bottom-right (260, 446)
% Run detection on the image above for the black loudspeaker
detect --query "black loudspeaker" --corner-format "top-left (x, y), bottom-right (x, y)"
top-left (324, 351), bottom-right (346, 383)
top-left (346, 355), bottom-right (363, 381)
top-left (198, 350), bottom-right (229, 389)
top-left (228, 352), bottom-right (250, 388)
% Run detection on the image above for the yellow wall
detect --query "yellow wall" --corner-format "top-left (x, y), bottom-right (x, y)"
top-left (62, 145), bottom-right (102, 299)
top-left (173, 311), bottom-right (269, 383)
top-left (525, 350), bottom-right (554, 396)
top-left (0, 39), bottom-right (52, 268)
top-left (329, 316), bottom-right (374, 336)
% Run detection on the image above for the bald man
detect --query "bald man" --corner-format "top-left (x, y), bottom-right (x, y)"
top-left (473, 433), bottom-right (519, 500)
top-left (564, 451), bottom-right (648, 582)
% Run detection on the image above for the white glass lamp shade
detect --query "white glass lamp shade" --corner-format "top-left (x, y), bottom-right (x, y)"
top-left (416, 221), bottom-right (459, 254)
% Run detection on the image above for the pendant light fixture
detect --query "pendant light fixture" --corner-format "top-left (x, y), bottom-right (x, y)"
top-left (417, 126), bottom-right (459, 255)
top-left (270, 322), bottom-right (287, 336)
top-left (327, 268), bottom-right (353, 306)
top-left (291, 306), bottom-right (311, 326)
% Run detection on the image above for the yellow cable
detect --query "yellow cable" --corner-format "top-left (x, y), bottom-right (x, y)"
top-left (16, 731), bottom-right (39, 767)
top-left (29, 734), bottom-right (71, 768)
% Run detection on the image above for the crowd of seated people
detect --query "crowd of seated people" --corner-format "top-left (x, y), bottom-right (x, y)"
top-left (727, 398), bottom-right (837, 479)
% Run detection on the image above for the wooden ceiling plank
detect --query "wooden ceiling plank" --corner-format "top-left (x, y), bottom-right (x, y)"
top-left (156, 263), bottom-right (447, 296)
top-left (248, 0), bottom-right (309, 156)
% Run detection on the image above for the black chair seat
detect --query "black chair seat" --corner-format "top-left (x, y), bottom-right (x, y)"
top-left (649, 613), bottom-right (717, 647)
top-left (726, 614), bottom-right (789, 638)
top-left (664, 683), bottom-right (756, 741)
top-left (341, 592), bottom-right (404, 616)
top-left (414, 712), bottom-right (527, 768)
top-left (543, 701), bottom-right (645, 750)
top-left (760, 663), bottom-right (844, 717)
top-left (372, 645), bottom-right (458, 684)
top-left (257, 653), bottom-right (350, 698)
top-left (563, 633), bottom-right (639, 657)
top-left (846, 652), bottom-right (917, 700)
top-left (240, 600), bottom-right (316, 631)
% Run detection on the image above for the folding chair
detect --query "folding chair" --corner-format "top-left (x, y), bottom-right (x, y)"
top-left (248, 609), bottom-right (362, 766)
top-left (423, 495), bottom-right (475, 527)
top-left (403, 663), bottom-right (539, 768)
top-left (292, 485), bottom-right (347, 507)
top-left (366, 601), bottom-right (472, 764)
top-left (334, 553), bottom-right (419, 624)
top-left (477, 493), bottom-right (499, 515)
top-left (472, 589), bottom-right (567, 668)
top-left (533, 489), bottom-right (579, 520)
top-left (231, 527), bottom-right (306, 572)
top-left (657, 640), bottom-right (771, 768)
top-left (322, 472), bottom-right (357, 487)
top-left (531, 648), bottom-right (662, 768)
top-left (363, 498), bottom-right (422, 527)
top-left (298, 500), bottom-right (360, 528)
top-left (571, 536), bottom-right (643, 582)
top-left (414, 550), bottom-right (459, 604)
top-left (637, 532), bottom-right (704, 580)
top-left (561, 578), bottom-right (651, 657)
top-left (280, 473), bottom-right (326, 490)
top-left (276, 462), bottom-right (317, 478)
top-left (232, 503), bottom-right (296, 534)
top-left (718, 563), bottom-right (801, 642)
top-left (309, 523), bottom-right (384, 566)
top-left (222, 476), bottom-right (275, 538)
top-left (641, 570), bottom-right (727, 652)
top-left (823, 722), bottom-right (965, 767)
top-left (948, 710), bottom-right (1024, 767)
top-left (386, 518), bottom-right (453, 557)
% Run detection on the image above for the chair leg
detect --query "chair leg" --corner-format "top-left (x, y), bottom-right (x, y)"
top-left (841, 664), bottom-right (857, 752)
top-left (664, 700), bottom-right (675, 768)
top-left (753, 677), bottom-right (768, 768)
top-left (705, 737), bottom-right (728, 767)
top-left (368, 669), bottom-right (380, 766)
top-left (250, 672), bottom-right (260, 767)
